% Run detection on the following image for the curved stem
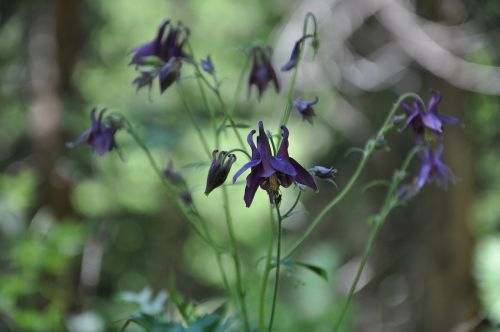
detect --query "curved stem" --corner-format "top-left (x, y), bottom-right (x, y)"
top-left (222, 188), bottom-right (251, 332)
top-left (122, 120), bottom-right (222, 250)
top-left (283, 190), bottom-right (302, 218)
top-left (175, 82), bottom-right (212, 159)
top-left (268, 205), bottom-right (283, 332)
top-left (226, 148), bottom-right (252, 161)
top-left (332, 145), bottom-right (422, 331)
top-left (332, 220), bottom-right (381, 332)
top-left (258, 206), bottom-right (276, 332)
top-left (284, 92), bottom-right (423, 259)
top-left (187, 43), bottom-right (247, 152)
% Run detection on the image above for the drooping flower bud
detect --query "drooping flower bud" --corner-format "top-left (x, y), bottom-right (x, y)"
top-left (205, 150), bottom-right (237, 195)
top-left (309, 166), bottom-right (337, 184)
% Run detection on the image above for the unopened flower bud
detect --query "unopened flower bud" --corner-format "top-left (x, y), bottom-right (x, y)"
top-left (205, 150), bottom-right (237, 195)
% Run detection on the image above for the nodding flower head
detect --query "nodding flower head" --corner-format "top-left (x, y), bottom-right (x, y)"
top-left (415, 144), bottom-right (454, 191)
top-left (400, 91), bottom-right (459, 141)
top-left (68, 108), bottom-right (119, 156)
top-left (309, 166), bottom-right (337, 184)
top-left (232, 121), bottom-right (317, 207)
top-left (130, 20), bottom-right (190, 93)
top-left (205, 150), bottom-right (237, 195)
top-left (248, 47), bottom-right (280, 100)
top-left (281, 34), bottom-right (313, 72)
top-left (294, 96), bottom-right (319, 124)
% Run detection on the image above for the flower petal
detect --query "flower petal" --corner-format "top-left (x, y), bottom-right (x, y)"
top-left (232, 159), bottom-right (261, 184)
top-left (427, 91), bottom-right (442, 113)
top-left (289, 158), bottom-right (317, 191)
top-left (244, 171), bottom-right (261, 207)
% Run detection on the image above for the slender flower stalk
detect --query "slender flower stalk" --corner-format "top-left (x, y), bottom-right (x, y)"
top-left (284, 93), bottom-right (424, 259)
top-left (175, 82), bottom-right (212, 159)
top-left (279, 12), bottom-right (318, 133)
top-left (187, 47), bottom-right (251, 331)
top-left (332, 146), bottom-right (421, 332)
top-left (268, 205), bottom-right (283, 332)
top-left (259, 206), bottom-right (276, 332)
top-left (187, 43), bottom-right (247, 152)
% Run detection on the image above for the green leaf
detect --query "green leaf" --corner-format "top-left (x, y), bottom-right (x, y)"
top-left (282, 259), bottom-right (328, 281)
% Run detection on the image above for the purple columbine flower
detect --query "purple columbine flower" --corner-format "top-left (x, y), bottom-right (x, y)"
top-left (248, 47), bottom-right (280, 100)
top-left (400, 91), bottom-right (459, 140)
top-left (201, 55), bottom-right (214, 74)
top-left (68, 108), bottom-right (118, 156)
top-left (232, 121), bottom-right (317, 207)
top-left (294, 96), bottom-right (319, 124)
top-left (415, 144), bottom-right (454, 190)
top-left (281, 34), bottom-right (312, 72)
top-left (205, 150), bottom-right (236, 195)
top-left (130, 20), bottom-right (190, 93)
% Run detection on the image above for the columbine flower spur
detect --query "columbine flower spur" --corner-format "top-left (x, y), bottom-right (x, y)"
top-left (232, 121), bottom-right (317, 207)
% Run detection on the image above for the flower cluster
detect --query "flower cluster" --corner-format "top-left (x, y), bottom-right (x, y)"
top-left (399, 92), bottom-right (459, 192)
top-left (130, 20), bottom-right (191, 93)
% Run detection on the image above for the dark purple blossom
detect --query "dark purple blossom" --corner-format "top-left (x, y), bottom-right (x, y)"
top-left (309, 166), bottom-right (337, 184)
top-left (164, 161), bottom-right (185, 185)
top-left (205, 150), bottom-right (236, 195)
top-left (248, 47), bottom-right (280, 100)
top-left (232, 121), bottom-right (317, 207)
top-left (281, 35), bottom-right (312, 72)
top-left (294, 97), bottom-right (318, 124)
top-left (400, 91), bottom-right (459, 139)
top-left (201, 55), bottom-right (214, 74)
top-left (415, 144), bottom-right (454, 190)
top-left (68, 108), bottom-right (118, 156)
top-left (130, 20), bottom-right (190, 93)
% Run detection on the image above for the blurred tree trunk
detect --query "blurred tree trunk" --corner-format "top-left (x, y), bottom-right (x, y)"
top-left (416, 82), bottom-right (478, 331)
top-left (27, 0), bottom-right (85, 314)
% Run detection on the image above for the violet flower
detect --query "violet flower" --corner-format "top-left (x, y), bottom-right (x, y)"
top-left (201, 55), bottom-right (214, 74)
top-left (248, 47), bottom-right (280, 100)
top-left (281, 35), bottom-right (312, 72)
top-left (415, 144), bottom-right (454, 190)
top-left (233, 121), bottom-right (317, 207)
top-left (130, 20), bottom-right (190, 93)
top-left (294, 97), bottom-right (319, 124)
top-left (401, 91), bottom-right (459, 139)
top-left (205, 150), bottom-right (236, 195)
top-left (68, 108), bottom-right (118, 156)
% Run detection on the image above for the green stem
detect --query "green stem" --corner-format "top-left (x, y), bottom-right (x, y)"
top-left (332, 145), bottom-right (421, 331)
top-left (283, 190), bottom-right (302, 218)
top-left (123, 120), bottom-right (221, 250)
top-left (226, 148), bottom-right (252, 161)
top-left (332, 220), bottom-right (381, 332)
top-left (258, 205), bottom-right (276, 332)
top-left (187, 43), bottom-right (247, 152)
top-left (268, 205), bottom-right (283, 332)
top-left (222, 188), bottom-right (251, 332)
top-left (175, 82), bottom-right (212, 159)
top-left (284, 92), bottom-right (424, 259)
top-left (278, 13), bottom-right (317, 132)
